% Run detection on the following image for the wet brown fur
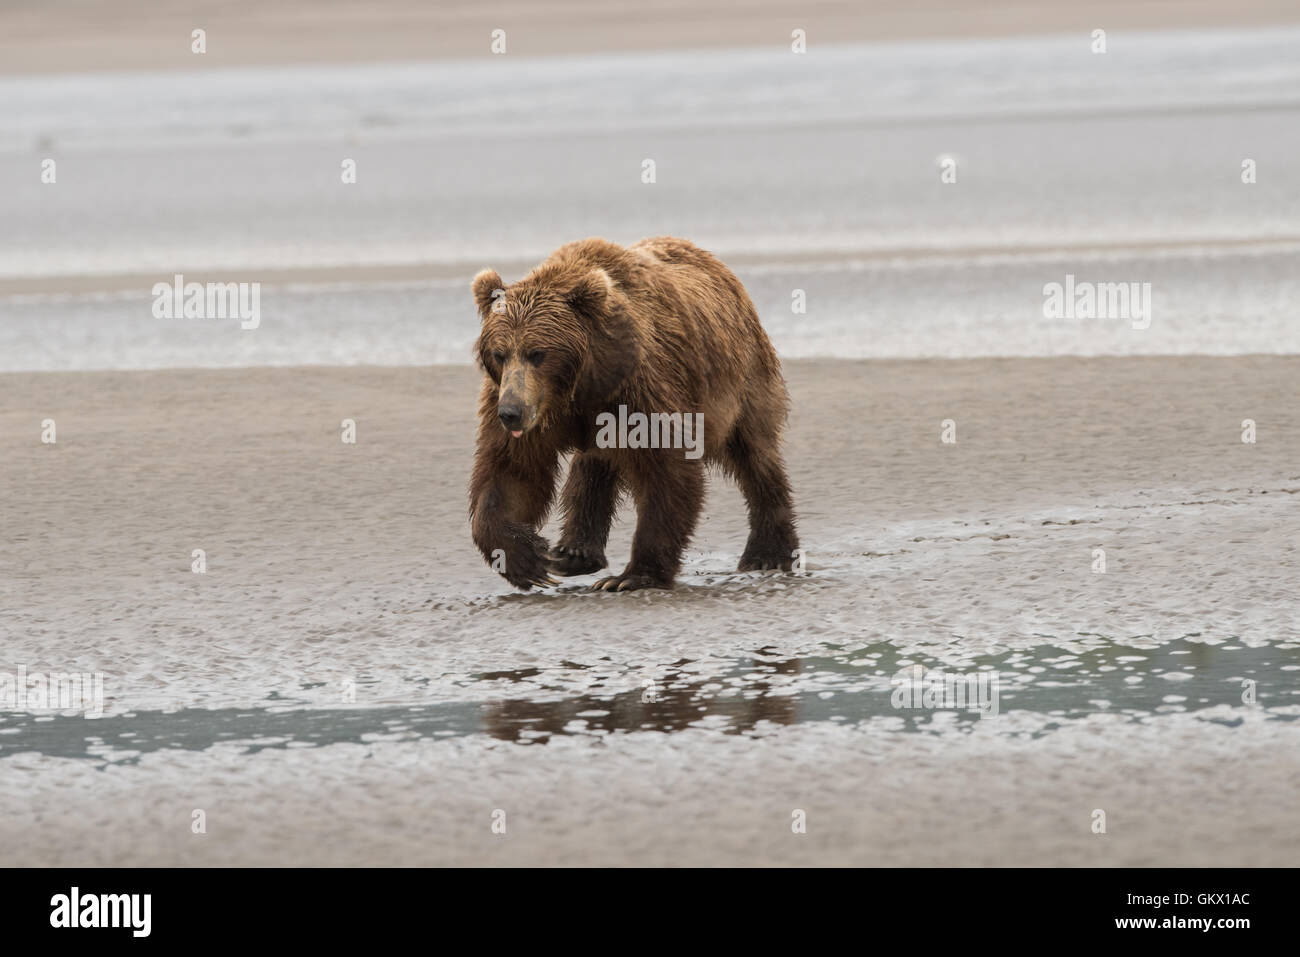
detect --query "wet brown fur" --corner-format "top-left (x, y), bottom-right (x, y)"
top-left (468, 236), bottom-right (798, 591)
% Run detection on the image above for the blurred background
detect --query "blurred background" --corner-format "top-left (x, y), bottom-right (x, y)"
top-left (2, 0), bottom-right (1299, 368)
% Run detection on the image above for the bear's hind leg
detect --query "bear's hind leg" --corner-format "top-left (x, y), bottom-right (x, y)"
top-left (592, 460), bottom-right (703, 591)
top-left (725, 429), bottom-right (799, 572)
top-left (548, 453), bottom-right (619, 576)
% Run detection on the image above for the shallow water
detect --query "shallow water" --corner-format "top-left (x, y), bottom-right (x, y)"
top-left (3, 635), bottom-right (1295, 767)
top-left (5, 242), bottom-right (1300, 370)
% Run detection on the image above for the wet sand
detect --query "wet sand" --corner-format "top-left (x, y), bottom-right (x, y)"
top-left (4, 0), bottom-right (1297, 73)
top-left (2, 356), bottom-right (1297, 865)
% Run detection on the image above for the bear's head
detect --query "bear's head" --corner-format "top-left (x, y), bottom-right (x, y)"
top-left (472, 266), bottom-right (639, 439)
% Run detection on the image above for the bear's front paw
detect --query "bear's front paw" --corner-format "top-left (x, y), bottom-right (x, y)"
top-left (497, 526), bottom-right (558, 590)
top-left (547, 543), bottom-right (608, 577)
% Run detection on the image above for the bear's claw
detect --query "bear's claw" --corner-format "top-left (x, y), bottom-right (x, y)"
top-left (737, 548), bottom-right (795, 573)
top-left (497, 526), bottom-right (559, 590)
top-left (521, 573), bottom-right (560, 589)
top-left (590, 572), bottom-right (668, 592)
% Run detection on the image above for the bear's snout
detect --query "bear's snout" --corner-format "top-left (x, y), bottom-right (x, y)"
top-left (497, 400), bottom-right (525, 434)
top-left (496, 363), bottom-right (540, 437)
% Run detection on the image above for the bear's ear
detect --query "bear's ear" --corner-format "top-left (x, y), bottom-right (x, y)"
top-left (472, 269), bottom-right (505, 318)
top-left (566, 269), bottom-right (613, 321)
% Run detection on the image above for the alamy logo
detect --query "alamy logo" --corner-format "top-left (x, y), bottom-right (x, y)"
top-left (0, 667), bottom-right (104, 716)
top-left (890, 665), bottom-right (1000, 718)
top-left (1043, 274), bottom-right (1152, 330)
top-left (50, 887), bottom-right (151, 937)
top-left (595, 404), bottom-right (704, 460)
top-left (152, 274), bottom-right (261, 329)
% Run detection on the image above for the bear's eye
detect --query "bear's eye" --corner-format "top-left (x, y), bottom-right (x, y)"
top-left (491, 350), bottom-right (505, 364)
top-left (526, 350), bottom-right (546, 366)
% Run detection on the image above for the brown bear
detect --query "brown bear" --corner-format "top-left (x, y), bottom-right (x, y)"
top-left (468, 236), bottom-right (798, 591)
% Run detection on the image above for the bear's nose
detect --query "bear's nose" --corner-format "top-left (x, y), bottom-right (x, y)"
top-left (498, 403), bottom-right (524, 430)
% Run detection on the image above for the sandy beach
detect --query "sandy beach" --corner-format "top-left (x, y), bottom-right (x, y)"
top-left (2, 356), bottom-right (1297, 865)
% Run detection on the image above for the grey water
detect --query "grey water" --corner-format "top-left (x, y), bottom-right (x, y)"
top-left (4, 636), bottom-right (1293, 765)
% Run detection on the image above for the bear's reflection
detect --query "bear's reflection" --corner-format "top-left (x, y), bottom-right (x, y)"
top-left (481, 657), bottom-right (802, 743)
